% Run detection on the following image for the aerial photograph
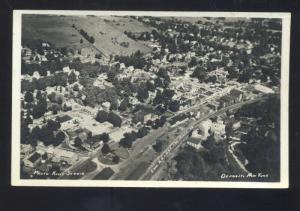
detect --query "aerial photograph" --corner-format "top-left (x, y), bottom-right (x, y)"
top-left (18, 13), bottom-right (283, 183)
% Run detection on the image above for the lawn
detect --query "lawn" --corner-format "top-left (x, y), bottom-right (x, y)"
top-left (125, 161), bottom-right (148, 180)
top-left (110, 144), bottom-right (129, 160)
top-left (66, 160), bottom-right (97, 179)
top-left (94, 167), bottom-right (115, 180)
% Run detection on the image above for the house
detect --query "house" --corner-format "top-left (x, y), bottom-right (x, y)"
top-left (254, 84), bottom-right (274, 94)
top-left (21, 144), bottom-right (34, 159)
top-left (210, 121), bottom-right (226, 135)
top-left (218, 95), bottom-right (236, 107)
top-left (187, 137), bottom-right (203, 150)
top-left (23, 152), bottom-right (42, 168)
top-left (51, 148), bottom-right (79, 164)
top-left (230, 89), bottom-right (244, 102)
top-left (232, 121), bottom-right (241, 130)
top-left (102, 102), bottom-right (111, 110)
top-left (133, 110), bottom-right (147, 124)
top-left (198, 119), bottom-right (212, 138)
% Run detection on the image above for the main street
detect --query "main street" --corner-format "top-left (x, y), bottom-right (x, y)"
top-left (138, 95), bottom-right (271, 180)
top-left (60, 94), bottom-right (271, 180)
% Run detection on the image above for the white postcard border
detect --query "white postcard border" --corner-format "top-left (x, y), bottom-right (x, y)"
top-left (11, 10), bottom-right (290, 188)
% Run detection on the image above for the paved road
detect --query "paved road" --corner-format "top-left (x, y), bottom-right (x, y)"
top-left (139, 96), bottom-right (269, 180)
top-left (61, 94), bottom-right (270, 180)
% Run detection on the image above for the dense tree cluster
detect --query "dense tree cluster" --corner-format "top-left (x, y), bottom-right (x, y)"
top-left (95, 110), bottom-right (122, 127)
top-left (115, 50), bottom-right (147, 69)
top-left (119, 131), bottom-right (137, 148)
top-left (236, 96), bottom-right (280, 181)
top-left (21, 119), bottom-right (63, 147)
top-left (21, 72), bottom-right (69, 92)
top-left (79, 29), bottom-right (95, 44)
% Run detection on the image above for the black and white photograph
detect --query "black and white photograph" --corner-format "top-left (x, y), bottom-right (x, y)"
top-left (11, 10), bottom-right (290, 188)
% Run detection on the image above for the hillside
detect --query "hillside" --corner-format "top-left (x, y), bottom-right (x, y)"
top-left (22, 15), bottom-right (153, 57)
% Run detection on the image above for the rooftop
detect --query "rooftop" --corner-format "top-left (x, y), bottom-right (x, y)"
top-left (27, 152), bottom-right (41, 163)
top-left (188, 137), bottom-right (202, 145)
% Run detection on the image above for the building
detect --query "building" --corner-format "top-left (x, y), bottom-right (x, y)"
top-left (187, 137), bottom-right (203, 150)
top-left (51, 148), bottom-right (79, 164)
top-left (232, 121), bottom-right (241, 130)
top-left (21, 144), bottom-right (34, 159)
top-left (198, 119), bottom-right (212, 139)
top-left (190, 129), bottom-right (203, 139)
top-left (230, 89), bottom-right (244, 102)
top-left (254, 84), bottom-right (275, 94)
top-left (23, 152), bottom-right (42, 168)
top-left (210, 121), bottom-right (226, 135)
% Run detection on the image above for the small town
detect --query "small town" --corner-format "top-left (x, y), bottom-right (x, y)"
top-left (20, 15), bottom-right (281, 181)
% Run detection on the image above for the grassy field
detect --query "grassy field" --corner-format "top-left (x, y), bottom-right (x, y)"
top-left (161, 16), bottom-right (248, 24)
top-left (94, 167), bottom-right (115, 180)
top-left (101, 16), bottom-right (156, 33)
top-left (22, 15), bottom-right (91, 49)
top-left (22, 14), bottom-right (152, 56)
top-left (125, 161), bottom-right (149, 180)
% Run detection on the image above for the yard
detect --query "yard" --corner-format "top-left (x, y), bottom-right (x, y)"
top-left (93, 167), bottom-right (115, 180)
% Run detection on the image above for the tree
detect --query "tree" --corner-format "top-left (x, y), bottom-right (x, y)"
top-left (24, 91), bottom-right (34, 103)
top-left (21, 121), bottom-right (30, 145)
top-left (137, 87), bottom-right (149, 102)
top-left (95, 110), bottom-right (108, 123)
top-left (42, 153), bottom-right (48, 160)
top-left (30, 126), bottom-right (40, 144)
top-left (56, 96), bottom-right (64, 105)
top-left (137, 127), bottom-right (149, 138)
top-left (169, 100), bottom-right (180, 112)
top-left (107, 70), bottom-right (116, 82)
top-left (153, 140), bottom-right (163, 152)
top-left (32, 98), bottom-right (47, 119)
top-left (68, 71), bottom-right (77, 84)
top-left (74, 137), bottom-right (82, 147)
top-left (46, 119), bottom-right (61, 131)
top-left (90, 36), bottom-right (95, 44)
top-left (107, 112), bottom-right (122, 127)
top-left (127, 131), bottom-right (138, 141)
top-left (55, 72), bottom-right (68, 87)
top-left (202, 134), bottom-right (216, 150)
top-left (55, 131), bottom-right (66, 143)
top-left (24, 115), bottom-right (33, 125)
top-left (112, 155), bottom-right (120, 164)
top-left (119, 137), bottom-right (133, 148)
top-left (100, 133), bottom-right (110, 143)
top-left (36, 90), bottom-right (43, 100)
top-left (50, 103), bottom-right (61, 114)
top-left (191, 66), bottom-right (207, 82)
top-left (188, 57), bottom-right (197, 67)
top-left (146, 80), bottom-right (155, 92)
top-left (118, 97), bottom-right (129, 111)
top-left (73, 83), bottom-right (80, 91)
top-left (101, 143), bottom-right (111, 155)
top-left (39, 126), bottom-right (55, 146)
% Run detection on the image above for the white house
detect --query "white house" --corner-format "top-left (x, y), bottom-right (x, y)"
top-left (198, 119), bottom-right (212, 138)
top-left (187, 138), bottom-right (203, 150)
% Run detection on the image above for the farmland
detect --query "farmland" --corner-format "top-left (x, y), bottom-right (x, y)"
top-left (22, 15), bottom-right (153, 56)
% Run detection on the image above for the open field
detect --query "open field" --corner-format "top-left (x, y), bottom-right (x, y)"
top-left (100, 16), bottom-right (156, 33)
top-left (94, 167), bottom-right (115, 180)
top-left (22, 14), bottom-right (152, 56)
top-left (161, 16), bottom-right (248, 24)
top-left (22, 15), bottom-right (92, 49)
